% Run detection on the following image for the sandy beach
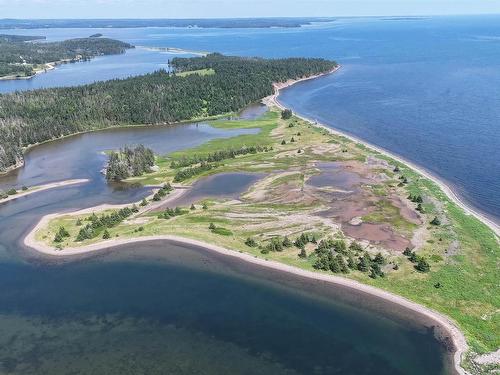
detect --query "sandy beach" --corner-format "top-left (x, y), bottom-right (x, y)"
top-left (0, 179), bottom-right (89, 204)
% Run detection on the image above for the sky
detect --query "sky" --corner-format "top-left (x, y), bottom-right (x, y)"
top-left (1, 0), bottom-right (500, 19)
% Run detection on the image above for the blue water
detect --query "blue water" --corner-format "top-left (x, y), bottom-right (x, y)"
top-left (1, 15), bottom-right (499, 224)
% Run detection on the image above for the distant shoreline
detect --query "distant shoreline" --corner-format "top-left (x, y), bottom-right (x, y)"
top-left (265, 67), bottom-right (500, 238)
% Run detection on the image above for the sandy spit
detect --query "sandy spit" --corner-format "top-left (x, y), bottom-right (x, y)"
top-left (0, 179), bottom-right (90, 205)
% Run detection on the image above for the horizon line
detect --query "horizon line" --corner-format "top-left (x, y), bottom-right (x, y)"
top-left (1, 14), bottom-right (500, 21)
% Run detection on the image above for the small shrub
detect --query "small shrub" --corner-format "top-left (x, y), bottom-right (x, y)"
top-left (415, 258), bottom-right (431, 272)
top-left (430, 217), bottom-right (441, 226)
top-left (245, 237), bottom-right (257, 247)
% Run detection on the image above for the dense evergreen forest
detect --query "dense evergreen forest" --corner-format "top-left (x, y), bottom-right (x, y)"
top-left (0, 35), bottom-right (133, 78)
top-left (0, 53), bottom-right (337, 172)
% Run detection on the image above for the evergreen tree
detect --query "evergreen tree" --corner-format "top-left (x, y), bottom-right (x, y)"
top-left (415, 258), bottom-right (431, 272)
top-left (298, 247), bottom-right (307, 258)
top-left (281, 109), bottom-right (293, 120)
top-left (282, 236), bottom-right (293, 248)
top-left (245, 237), bottom-right (257, 247)
top-left (357, 253), bottom-right (371, 272)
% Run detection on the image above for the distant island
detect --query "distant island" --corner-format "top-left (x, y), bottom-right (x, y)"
top-left (0, 53), bottom-right (337, 172)
top-left (0, 18), bottom-right (335, 29)
top-left (0, 35), bottom-right (133, 80)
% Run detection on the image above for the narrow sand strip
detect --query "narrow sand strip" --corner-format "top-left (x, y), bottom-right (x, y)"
top-left (0, 179), bottom-right (90, 205)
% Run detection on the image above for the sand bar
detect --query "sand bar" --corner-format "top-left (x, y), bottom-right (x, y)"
top-left (0, 179), bottom-right (89, 205)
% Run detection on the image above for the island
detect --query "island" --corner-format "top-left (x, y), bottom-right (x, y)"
top-left (0, 34), bottom-right (133, 80)
top-left (3, 53), bottom-right (497, 374)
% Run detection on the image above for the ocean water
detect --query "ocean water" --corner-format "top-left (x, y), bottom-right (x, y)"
top-left (2, 15), bottom-right (498, 224)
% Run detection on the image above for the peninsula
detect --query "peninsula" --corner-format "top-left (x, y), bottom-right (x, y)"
top-left (23, 73), bottom-right (499, 375)
top-left (0, 179), bottom-right (89, 204)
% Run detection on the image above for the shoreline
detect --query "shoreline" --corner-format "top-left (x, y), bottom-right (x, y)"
top-left (0, 60), bottom-right (62, 81)
top-left (265, 67), bottom-right (500, 238)
top-left (0, 179), bottom-right (89, 204)
top-left (0, 112), bottom-right (234, 177)
top-left (18, 68), bottom-right (497, 373)
top-left (23, 228), bottom-right (469, 375)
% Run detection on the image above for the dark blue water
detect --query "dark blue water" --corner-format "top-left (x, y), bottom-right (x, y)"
top-left (2, 15), bottom-right (498, 224)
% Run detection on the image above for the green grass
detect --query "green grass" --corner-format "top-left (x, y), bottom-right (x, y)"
top-left (176, 68), bottom-right (215, 77)
top-left (211, 227), bottom-right (233, 236)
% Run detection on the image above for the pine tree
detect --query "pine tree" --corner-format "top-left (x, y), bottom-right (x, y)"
top-left (430, 216), bottom-right (441, 226)
top-left (415, 258), bottom-right (431, 272)
top-left (282, 236), bottom-right (293, 247)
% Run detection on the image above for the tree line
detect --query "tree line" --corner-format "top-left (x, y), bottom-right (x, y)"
top-left (170, 145), bottom-right (271, 168)
top-left (0, 53), bottom-right (336, 172)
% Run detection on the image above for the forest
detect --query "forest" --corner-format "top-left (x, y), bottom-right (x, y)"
top-left (0, 53), bottom-right (337, 172)
top-left (0, 35), bottom-right (133, 78)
